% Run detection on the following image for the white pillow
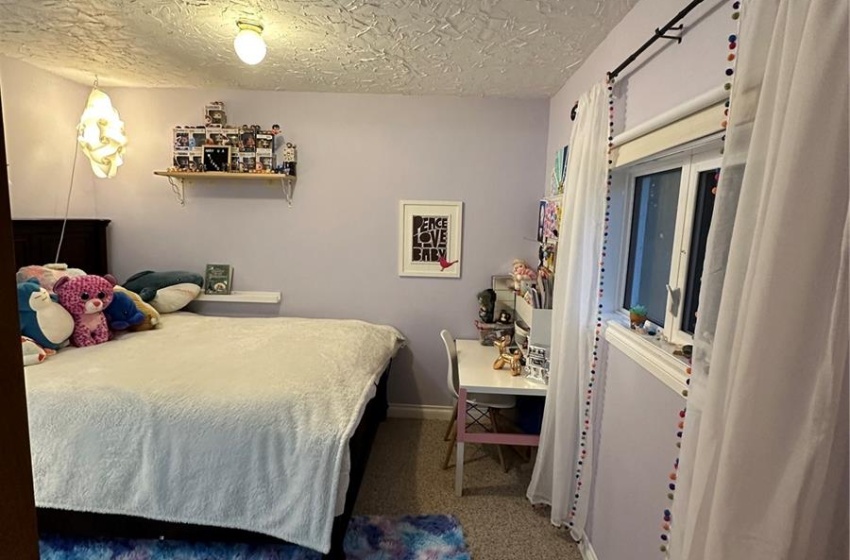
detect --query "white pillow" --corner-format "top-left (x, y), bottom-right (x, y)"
top-left (150, 283), bottom-right (201, 314)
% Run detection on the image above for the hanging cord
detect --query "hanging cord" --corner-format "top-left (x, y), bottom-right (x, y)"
top-left (54, 135), bottom-right (81, 264)
top-left (54, 76), bottom-right (97, 264)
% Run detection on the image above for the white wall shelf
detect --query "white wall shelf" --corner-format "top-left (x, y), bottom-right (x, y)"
top-left (194, 291), bottom-right (281, 304)
top-left (153, 171), bottom-right (297, 207)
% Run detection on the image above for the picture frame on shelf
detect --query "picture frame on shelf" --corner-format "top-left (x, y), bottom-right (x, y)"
top-left (398, 200), bottom-right (463, 278)
top-left (204, 263), bottom-right (233, 295)
top-left (203, 146), bottom-right (231, 172)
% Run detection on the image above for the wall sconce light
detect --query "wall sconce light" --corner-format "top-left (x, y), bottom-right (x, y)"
top-left (77, 85), bottom-right (126, 179)
top-left (234, 20), bottom-right (267, 65)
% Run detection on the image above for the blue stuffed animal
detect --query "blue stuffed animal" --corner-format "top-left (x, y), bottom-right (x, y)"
top-left (103, 291), bottom-right (145, 331)
top-left (123, 270), bottom-right (204, 302)
top-left (17, 278), bottom-right (74, 350)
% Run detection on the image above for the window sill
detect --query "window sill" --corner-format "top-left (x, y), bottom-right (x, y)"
top-left (604, 320), bottom-right (689, 397)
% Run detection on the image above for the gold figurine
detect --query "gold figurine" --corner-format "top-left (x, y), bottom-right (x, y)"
top-left (492, 335), bottom-right (523, 376)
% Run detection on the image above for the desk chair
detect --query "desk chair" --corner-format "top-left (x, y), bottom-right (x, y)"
top-left (440, 329), bottom-right (515, 472)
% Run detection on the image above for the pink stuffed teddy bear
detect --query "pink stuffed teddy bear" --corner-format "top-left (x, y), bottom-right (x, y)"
top-left (53, 274), bottom-right (117, 347)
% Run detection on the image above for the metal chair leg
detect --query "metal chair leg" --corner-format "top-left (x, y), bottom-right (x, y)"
top-left (488, 408), bottom-right (508, 473)
top-left (444, 402), bottom-right (458, 441)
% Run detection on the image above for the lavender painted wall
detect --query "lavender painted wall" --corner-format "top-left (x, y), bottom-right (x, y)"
top-left (0, 59), bottom-right (548, 406)
top-left (0, 57), bottom-right (96, 217)
top-left (544, 0), bottom-right (731, 184)
top-left (589, 346), bottom-right (684, 560)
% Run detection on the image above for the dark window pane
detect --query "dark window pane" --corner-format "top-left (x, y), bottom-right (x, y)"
top-left (623, 168), bottom-right (682, 326)
top-left (682, 169), bottom-right (719, 334)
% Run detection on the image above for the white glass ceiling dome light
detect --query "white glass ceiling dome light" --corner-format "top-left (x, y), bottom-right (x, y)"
top-left (234, 21), bottom-right (266, 65)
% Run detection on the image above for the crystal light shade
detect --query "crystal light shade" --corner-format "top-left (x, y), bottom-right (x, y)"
top-left (77, 88), bottom-right (126, 179)
top-left (234, 22), bottom-right (266, 65)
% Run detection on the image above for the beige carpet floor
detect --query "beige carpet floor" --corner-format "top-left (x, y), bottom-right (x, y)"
top-left (354, 418), bottom-right (581, 560)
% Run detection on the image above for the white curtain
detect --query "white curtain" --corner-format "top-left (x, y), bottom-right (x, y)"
top-left (670, 1), bottom-right (849, 559)
top-left (527, 82), bottom-right (608, 536)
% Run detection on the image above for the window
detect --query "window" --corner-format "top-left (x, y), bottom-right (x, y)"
top-left (623, 169), bottom-right (682, 325)
top-left (618, 149), bottom-right (721, 343)
top-left (681, 169), bottom-right (718, 334)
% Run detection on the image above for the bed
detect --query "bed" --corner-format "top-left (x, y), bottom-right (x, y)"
top-left (13, 219), bottom-right (404, 559)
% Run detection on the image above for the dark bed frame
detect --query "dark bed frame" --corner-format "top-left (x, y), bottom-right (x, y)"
top-left (13, 218), bottom-right (390, 559)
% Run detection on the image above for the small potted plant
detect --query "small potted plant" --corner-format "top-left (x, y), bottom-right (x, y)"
top-left (629, 304), bottom-right (648, 328)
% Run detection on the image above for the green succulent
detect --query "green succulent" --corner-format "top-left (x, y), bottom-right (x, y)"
top-left (629, 304), bottom-right (648, 317)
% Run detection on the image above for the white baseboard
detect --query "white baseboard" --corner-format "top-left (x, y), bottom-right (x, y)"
top-left (387, 404), bottom-right (454, 421)
top-left (579, 533), bottom-right (599, 560)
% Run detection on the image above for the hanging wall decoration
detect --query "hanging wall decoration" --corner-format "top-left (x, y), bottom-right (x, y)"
top-left (549, 145), bottom-right (569, 196)
top-left (398, 200), bottom-right (463, 278)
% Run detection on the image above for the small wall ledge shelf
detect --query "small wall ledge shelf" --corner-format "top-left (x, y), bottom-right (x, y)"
top-left (153, 171), bottom-right (297, 207)
top-left (194, 291), bottom-right (281, 304)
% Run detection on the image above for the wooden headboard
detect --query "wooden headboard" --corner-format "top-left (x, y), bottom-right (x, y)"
top-left (11, 219), bottom-right (111, 275)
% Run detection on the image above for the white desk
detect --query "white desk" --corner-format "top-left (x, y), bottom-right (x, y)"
top-left (455, 339), bottom-right (547, 496)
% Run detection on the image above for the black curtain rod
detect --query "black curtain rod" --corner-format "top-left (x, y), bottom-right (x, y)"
top-left (609, 0), bottom-right (706, 80)
top-left (571, 0), bottom-right (706, 121)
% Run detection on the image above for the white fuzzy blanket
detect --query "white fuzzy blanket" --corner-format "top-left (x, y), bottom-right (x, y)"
top-left (25, 313), bottom-right (404, 553)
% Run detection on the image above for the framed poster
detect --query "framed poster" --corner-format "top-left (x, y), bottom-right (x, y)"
top-left (398, 200), bottom-right (463, 278)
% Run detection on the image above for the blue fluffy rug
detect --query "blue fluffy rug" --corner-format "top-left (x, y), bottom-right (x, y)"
top-left (39, 514), bottom-right (470, 560)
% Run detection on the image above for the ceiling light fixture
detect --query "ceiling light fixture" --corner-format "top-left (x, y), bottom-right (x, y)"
top-left (234, 20), bottom-right (267, 65)
top-left (77, 81), bottom-right (127, 179)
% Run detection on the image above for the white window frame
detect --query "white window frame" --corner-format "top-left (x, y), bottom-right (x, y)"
top-left (615, 147), bottom-right (722, 345)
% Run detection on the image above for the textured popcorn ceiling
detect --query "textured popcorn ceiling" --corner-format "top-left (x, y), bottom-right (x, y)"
top-left (0, 0), bottom-right (637, 97)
